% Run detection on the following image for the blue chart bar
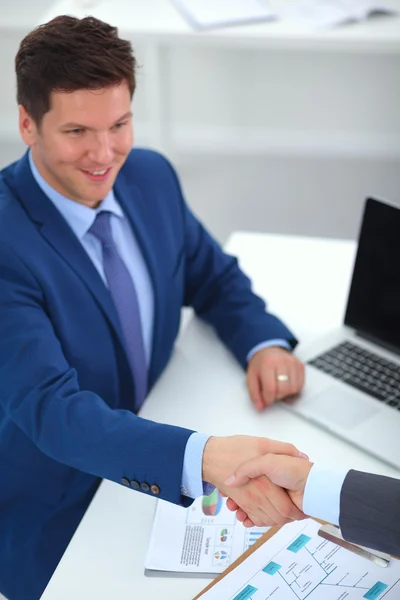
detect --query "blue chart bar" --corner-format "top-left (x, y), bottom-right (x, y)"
top-left (363, 582), bottom-right (389, 599)
top-left (263, 561), bottom-right (282, 576)
top-left (247, 531), bottom-right (264, 547)
top-left (233, 584), bottom-right (258, 600)
top-left (287, 534), bottom-right (312, 554)
top-left (249, 532), bottom-right (263, 540)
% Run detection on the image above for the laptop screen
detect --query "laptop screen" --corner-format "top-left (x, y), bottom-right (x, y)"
top-left (345, 197), bottom-right (400, 354)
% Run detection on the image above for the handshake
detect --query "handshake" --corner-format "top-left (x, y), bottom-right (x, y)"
top-left (202, 435), bottom-right (313, 528)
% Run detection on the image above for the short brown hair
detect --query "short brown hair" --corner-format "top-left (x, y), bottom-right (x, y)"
top-left (16, 15), bottom-right (136, 125)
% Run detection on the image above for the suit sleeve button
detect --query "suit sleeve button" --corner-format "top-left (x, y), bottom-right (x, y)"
top-left (150, 484), bottom-right (160, 495)
top-left (130, 480), bottom-right (140, 490)
top-left (140, 482), bottom-right (150, 492)
top-left (121, 477), bottom-right (130, 487)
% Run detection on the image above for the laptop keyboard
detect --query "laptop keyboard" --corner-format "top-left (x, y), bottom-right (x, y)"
top-left (308, 341), bottom-right (400, 409)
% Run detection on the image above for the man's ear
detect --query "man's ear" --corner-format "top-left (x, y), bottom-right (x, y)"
top-left (19, 105), bottom-right (38, 146)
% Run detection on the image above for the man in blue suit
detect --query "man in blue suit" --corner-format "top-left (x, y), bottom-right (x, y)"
top-left (0, 16), bottom-right (306, 599)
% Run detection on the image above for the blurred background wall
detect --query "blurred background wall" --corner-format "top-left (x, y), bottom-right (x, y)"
top-left (1, 1), bottom-right (399, 244)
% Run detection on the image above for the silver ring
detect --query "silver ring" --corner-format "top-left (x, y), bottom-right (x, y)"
top-left (276, 374), bottom-right (290, 383)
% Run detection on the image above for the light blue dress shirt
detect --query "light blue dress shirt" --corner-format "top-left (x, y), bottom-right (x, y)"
top-left (29, 152), bottom-right (289, 499)
top-left (28, 153), bottom-right (155, 364)
top-left (303, 464), bottom-right (349, 525)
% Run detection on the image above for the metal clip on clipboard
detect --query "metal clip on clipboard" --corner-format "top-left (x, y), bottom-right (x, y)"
top-left (318, 523), bottom-right (391, 568)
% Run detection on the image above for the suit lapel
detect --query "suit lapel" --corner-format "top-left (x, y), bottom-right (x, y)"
top-left (11, 153), bottom-right (128, 361)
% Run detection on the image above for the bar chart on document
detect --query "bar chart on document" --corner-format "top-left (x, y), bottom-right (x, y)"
top-left (145, 489), bottom-right (270, 575)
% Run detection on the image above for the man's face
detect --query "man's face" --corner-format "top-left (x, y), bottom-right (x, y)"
top-left (20, 82), bottom-right (133, 207)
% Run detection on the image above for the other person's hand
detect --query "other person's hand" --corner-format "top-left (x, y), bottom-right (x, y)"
top-left (247, 346), bottom-right (305, 411)
top-left (202, 436), bottom-right (307, 527)
top-left (225, 454), bottom-right (313, 526)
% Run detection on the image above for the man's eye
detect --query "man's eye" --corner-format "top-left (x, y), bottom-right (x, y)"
top-left (67, 129), bottom-right (84, 135)
top-left (113, 121), bottom-right (127, 130)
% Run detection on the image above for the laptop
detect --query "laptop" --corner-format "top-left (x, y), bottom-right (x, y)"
top-left (283, 197), bottom-right (400, 469)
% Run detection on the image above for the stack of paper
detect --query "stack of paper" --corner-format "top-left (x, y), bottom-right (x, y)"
top-left (145, 490), bottom-right (270, 576)
top-left (170, 0), bottom-right (276, 30)
top-left (274, 0), bottom-right (398, 29)
top-left (170, 0), bottom-right (397, 31)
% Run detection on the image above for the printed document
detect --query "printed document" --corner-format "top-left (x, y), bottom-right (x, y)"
top-left (145, 489), bottom-right (269, 576)
top-left (200, 518), bottom-right (400, 599)
top-left (170, 0), bottom-right (276, 30)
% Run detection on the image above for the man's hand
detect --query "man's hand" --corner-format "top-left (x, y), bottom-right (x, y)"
top-left (247, 346), bottom-right (305, 411)
top-left (225, 454), bottom-right (313, 526)
top-left (202, 436), bottom-right (307, 527)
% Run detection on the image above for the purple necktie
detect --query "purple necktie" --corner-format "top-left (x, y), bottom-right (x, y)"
top-left (89, 211), bottom-right (147, 410)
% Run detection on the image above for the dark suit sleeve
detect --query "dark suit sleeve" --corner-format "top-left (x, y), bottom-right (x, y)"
top-left (162, 158), bottom-right (297, 368)
top-left (339, 469), bottom-right (400, 556)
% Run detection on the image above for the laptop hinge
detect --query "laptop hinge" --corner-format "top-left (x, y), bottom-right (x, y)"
top-left (355, 330), bottom-right (400, 358)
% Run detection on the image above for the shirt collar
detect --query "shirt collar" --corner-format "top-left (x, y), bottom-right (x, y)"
top-left (28, 150), bottom-right (124, 240)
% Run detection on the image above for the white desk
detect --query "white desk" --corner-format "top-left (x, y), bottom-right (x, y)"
top-left (40, 232), bottom-right (399, 600)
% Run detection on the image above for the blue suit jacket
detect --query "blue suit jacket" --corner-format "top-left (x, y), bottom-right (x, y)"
top-left (0, 149), bottom-right (296, 599)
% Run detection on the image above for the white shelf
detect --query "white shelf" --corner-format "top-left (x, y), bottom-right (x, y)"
top-left (2, 1), bottom-right (398, 161)
top-left (2, 120), bottom-right (398, 160)
top-left (39, 0), bottom-right (400, 53)
top-left (173, 126), bottom-right (400, 159)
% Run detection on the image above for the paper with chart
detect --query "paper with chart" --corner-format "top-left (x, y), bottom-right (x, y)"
top-left (200, 518), bottom-right (400, 599)
top-left (145, 488), bottom-right (270, 575)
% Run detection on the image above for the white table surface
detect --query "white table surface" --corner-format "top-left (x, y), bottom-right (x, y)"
top-left (39, 0), bottom-right (400, 52)
top-left (40, 232), bottom-right (400, 600)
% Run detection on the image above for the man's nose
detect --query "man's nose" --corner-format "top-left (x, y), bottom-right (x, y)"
top-left (88, 132), bottom-right (114, 165)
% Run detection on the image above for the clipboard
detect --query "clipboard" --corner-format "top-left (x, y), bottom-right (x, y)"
top-left (193, 519), bottom-right (397, 599)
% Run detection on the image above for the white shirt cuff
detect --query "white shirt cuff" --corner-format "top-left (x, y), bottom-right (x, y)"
top-left (303, 464), bottom-right (349, 526)
top-left (246, 339), bottom-right (292, 363)
top-left (181, 432), bottom-right (213, 499)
